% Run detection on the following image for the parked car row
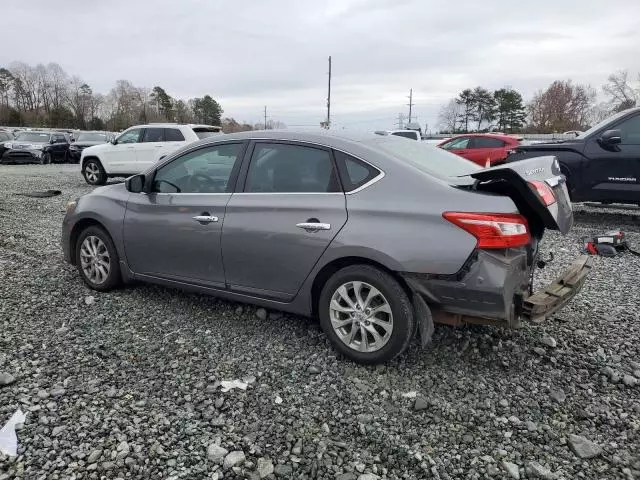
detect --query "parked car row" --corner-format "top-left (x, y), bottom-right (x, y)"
top-left (0, 129), bottom-right (113, 165)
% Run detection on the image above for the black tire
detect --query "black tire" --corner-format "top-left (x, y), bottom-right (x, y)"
top-left (318, 265), bottom-right (415, 364)
top-left (41, 152), bottom-right (52, 165)
top-left (75, 226), bottom-right (121, 291)
top-left (83, 158), bottom-right (107, 186)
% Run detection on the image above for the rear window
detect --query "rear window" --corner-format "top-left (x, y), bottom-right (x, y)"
top-left (370, 136), bottom-right (480, 179)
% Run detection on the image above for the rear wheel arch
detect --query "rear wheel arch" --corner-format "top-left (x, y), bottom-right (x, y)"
top-left (310, 256), bottom-right (413, 319)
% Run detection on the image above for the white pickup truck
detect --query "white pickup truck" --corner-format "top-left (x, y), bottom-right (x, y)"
top-left (80, 123), bottom-right (222, 185)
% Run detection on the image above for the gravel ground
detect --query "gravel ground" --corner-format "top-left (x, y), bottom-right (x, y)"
top-left (0, 164), bottom-right (639, 480)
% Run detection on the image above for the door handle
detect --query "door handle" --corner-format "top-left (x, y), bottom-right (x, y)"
top-left (155, 145), bottom-right (163, 148)
top-left (296, 222), bottom-right (331, 231)
top-left (193, 214), bottom-right (219, 224)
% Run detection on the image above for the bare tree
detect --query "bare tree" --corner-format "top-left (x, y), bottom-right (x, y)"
top-left (437, 99), bottom-right (461, 133)
top-left (603, 70), bottom-right (637, 112)
top-left (527, 80), bottom-right (595, 132)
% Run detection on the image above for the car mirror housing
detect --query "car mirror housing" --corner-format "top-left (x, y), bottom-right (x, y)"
top-left (125, 174), bottom-right (145, 193)
top-left (600, 129), bottom-right (622, 146)
top-left (110, 137), bottom-right (117, 145)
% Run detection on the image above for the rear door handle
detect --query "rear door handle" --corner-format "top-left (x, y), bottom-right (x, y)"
top-left (193, 214), bottom-right (219, 224)
top-left (296, 222), bottom-right (331, 231)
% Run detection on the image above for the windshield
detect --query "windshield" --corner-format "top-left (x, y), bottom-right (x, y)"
top-left (16, 132), bottom-right (50, 143)
top-left (576, 109), bottom-right (631, 139)
top-left (369, 136), bottom-right (481, 180)
top-left (76, 132), bottom-right (107, 142)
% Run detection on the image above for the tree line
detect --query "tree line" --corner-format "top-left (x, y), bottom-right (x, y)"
top-left (0, 61), bottom-right (267, 133)
top-left (437, 70), bottom-right (640, 134)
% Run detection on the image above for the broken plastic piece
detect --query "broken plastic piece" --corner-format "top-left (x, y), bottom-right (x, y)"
top-left (0, 409), bottom-right (26, 456)
top-left (219, 380), bottom-right (249, 392)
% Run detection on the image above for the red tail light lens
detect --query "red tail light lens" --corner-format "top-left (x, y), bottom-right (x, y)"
top-left (443, 212), bottom-right (531, 249)
top-left (529, 180), bottom-right (556, 206)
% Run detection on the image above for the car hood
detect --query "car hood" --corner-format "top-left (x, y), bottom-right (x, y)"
top-left (11, 140), bottom-right (48, 148)
top-left (516, 139), bottom-right (586, 151)
top-left (82, 143), bottom-right (113, 155)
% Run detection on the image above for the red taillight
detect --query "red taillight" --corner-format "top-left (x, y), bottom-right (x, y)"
top-left (529, 180), bottom-right (556, 206)
top-left (443, 212), bottom-right (531, 249)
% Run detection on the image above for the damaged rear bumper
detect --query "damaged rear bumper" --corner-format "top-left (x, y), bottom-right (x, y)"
top-left (403, 250), bottom-right (592, 329)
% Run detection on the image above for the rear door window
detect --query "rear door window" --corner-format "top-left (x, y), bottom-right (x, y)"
top-left (142, 128), bottom-right (164, 143)
top-left (244, 143), bottom-right (340, 193)
top-left (470, 137), bottom-right (505, 148)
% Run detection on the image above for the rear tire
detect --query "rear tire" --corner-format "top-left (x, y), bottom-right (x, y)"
top-left (75, 226), bottom-right (121, 291)
top-left (83, 159), bottom-right (107, 186)
top-left (318, 265), bottom-right (415, 364)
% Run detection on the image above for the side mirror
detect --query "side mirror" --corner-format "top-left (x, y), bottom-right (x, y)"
top-left (49, 139), bottom-right (55, 144)
top-left (125, 174), bottom-right (145, 193)
top-left (600, 129), bottom-right (621, 146)
top-left (110, 137), bottom-right (117, 145)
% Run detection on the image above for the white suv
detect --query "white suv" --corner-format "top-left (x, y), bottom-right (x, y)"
top-left (80, 123), bottom-right (222, 185)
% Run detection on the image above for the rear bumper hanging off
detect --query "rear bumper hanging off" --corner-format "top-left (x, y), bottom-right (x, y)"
top-left (404, 253), bottom-right (592, 329)
top-left (520, 255), bottom-right (592, 323)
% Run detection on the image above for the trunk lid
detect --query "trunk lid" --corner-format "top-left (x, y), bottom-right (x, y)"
top-left (464, 155), bottom-right (573, 234)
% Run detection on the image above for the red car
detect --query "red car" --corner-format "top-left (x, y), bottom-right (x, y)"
top-left (437, 133), bottom-right (521, 166)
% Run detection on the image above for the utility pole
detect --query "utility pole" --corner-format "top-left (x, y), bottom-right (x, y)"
top-left (264, 106), bottom-right (268, 129)
top-left (395, 112), bottom-right (406, 129)
top-left (326, 56), bottom-right (332, 129)
top-left (407, 88), bottom-right (415, 124)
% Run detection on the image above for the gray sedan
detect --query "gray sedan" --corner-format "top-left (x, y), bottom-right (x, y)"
top-left (62, 131), bottom-right (591, 364)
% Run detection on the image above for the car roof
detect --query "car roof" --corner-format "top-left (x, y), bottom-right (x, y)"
top-left (195, 129), bottom-right (389, 146)
top-left (443, 133), bottom-right (519, 141)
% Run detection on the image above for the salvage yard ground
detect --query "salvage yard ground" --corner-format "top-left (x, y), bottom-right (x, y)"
top-left (0, 164), bottom-right (639, 479)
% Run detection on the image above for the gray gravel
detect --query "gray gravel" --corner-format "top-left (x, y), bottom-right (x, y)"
top-left (1, 164), bottom-right (639, 479)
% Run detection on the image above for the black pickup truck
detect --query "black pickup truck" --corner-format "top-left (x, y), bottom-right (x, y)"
top-left (507, 107), bottom-right (640, 205)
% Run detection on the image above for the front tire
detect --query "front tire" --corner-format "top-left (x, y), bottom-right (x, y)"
top-left (75, 226), bottom-right (121, 291)
top-left (83, 159), bottom-right (107, 186)
top-left (41, 152), bottom-right (52, 165)
top-left (318, 265), bottom-right (415, 364)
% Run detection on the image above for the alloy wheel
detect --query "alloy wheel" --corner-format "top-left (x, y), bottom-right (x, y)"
top-left (85, 162), bottom-right (99, 184)
top-left (80, 235), bottom-right (111, 285)
top-left (329, 281), bottom-right (393, 353)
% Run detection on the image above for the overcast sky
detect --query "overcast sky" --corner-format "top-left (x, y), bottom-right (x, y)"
top-left (2, 0), bottom-right (640, 131)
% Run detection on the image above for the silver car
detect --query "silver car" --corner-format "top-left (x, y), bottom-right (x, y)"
top-left (62, 131), bottom-right (591, 364)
